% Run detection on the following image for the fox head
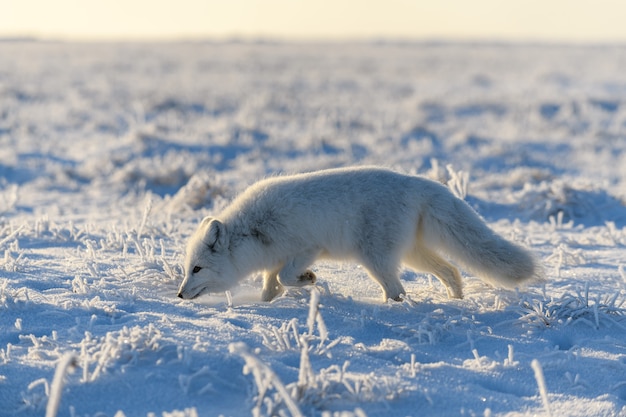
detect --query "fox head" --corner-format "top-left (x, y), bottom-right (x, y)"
top-left (177, 217), bottom-right (238, 299)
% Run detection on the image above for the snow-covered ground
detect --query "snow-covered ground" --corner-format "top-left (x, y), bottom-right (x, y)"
top-left (1, 41), bottom-right (626, 417)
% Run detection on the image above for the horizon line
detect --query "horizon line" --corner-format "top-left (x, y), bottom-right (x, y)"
top-left (3, 33), bottom-right (626, 47)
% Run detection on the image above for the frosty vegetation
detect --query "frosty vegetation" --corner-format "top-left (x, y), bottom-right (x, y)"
top-left (1, 41), bottom-right (626, 416)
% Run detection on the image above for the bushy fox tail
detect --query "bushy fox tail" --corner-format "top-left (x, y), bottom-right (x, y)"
top-left (421, 185), bottom-right (540, 289)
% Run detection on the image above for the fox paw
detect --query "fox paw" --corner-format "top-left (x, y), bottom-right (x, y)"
top-left (298, 270), bottom-right (317, 284)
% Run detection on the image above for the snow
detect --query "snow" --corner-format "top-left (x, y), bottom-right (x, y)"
top-left (1, 40), bottom-right (626, 417)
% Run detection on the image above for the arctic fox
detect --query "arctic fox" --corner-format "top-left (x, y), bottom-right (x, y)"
top-left (177, 166), bottom-right (539, 302)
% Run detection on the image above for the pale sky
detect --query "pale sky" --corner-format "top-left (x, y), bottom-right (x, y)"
top-left (2, 0), bottom-right (626, 42)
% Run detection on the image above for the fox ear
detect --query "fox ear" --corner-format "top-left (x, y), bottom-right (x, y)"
top-left (200, 216), bottom-right (213, 227)
top-left (204, 219), bottom-right (228, 252)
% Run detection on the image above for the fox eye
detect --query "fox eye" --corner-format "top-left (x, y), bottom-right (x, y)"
top-left (192, 266), bottom-right (202, 274)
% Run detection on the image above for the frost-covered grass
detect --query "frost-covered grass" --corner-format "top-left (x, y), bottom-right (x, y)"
top-left (1, 41), bottom-right (626, 416)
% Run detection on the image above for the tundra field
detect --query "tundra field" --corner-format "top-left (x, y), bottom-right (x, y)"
top-left (1, 41), bottom-right (626, 417)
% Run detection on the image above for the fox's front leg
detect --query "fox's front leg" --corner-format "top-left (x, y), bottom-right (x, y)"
top-left (277, 251), bottom-right (319, 288)
top-left (262, 270), bottom-right (284, 302)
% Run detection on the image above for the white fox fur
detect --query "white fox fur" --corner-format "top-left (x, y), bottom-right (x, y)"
top-left (177, 166), bottom-right (540, 302)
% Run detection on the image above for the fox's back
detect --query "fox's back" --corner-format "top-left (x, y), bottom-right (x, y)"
top-left (224, 167), bottom-right (419, 220)
top-left (219, 167), bottom-right (442, 255)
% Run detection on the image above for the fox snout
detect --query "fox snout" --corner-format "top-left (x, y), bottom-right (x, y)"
top-left (177, 282), bottom-right (196, 299)
top-left (177, 285), bottom-right (196, 299)
top-left (177, 275), bottom-right (194, 299)
top-left (177, 274), bottom-right (210, 299)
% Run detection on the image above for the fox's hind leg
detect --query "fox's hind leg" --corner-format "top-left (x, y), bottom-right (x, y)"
top-left (357, 255), bottom-right (406, 302)
top-left (403, 243), bottom-right (463, 299)
top-left (364, 266), bottom-right (406, 302)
